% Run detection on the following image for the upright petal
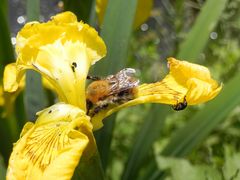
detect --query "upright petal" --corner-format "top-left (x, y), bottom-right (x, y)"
top-left (4, 12), bottom-right (106, 110)
top-left (7, 103), bottom-right (92, 180)
top-left (0, 63), bottom-right (25, 117)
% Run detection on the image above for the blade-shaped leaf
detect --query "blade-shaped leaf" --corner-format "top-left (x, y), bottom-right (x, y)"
top-left (177, 0), bottom-right (228, 61)
top-left (0, 1), bottom-right (14, 74)
top-left (25, 0), bottom-right (47, 120)
top-left (63, 0), bottom-right (93, 22)
top-left (94, 0), bottom-right (138, 171)
top-left (0, 0), bottom-right (19, 162)
top-left (72, 145), bottom-right (105, 180)
top-left (0, 155), bottom-right (6, 179)
top-left (162, 75), bottom-right (240, 156)
top-left (125, 0), bottom-right (229, 179)
top-left (149, 69), bottom-right (240, 180)
top-left (122, 105), bottom-right (169, 180)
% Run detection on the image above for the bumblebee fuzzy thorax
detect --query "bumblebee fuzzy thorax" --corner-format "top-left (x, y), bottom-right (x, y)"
top-left (86, 68), bottom-right (140, 116)
top-left (86, 80), bottom-right (110, 104)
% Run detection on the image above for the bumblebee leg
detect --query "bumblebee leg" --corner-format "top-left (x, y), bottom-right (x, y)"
top-left (87, 75), bottom-right (101, 81)
top-left (86, 100), bottom-right (93, 115)
top-left (91, 104), bottom-right (109, 117)
top-left (112, 90), bottom-right (134, 104)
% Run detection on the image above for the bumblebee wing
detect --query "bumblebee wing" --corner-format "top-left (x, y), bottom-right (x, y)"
top-left (107, 68), bottom-right (140, 95)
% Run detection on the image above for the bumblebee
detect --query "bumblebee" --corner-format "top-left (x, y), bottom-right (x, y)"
top-left (172, 96), bottom-right (187, 111)
top-left (86, 68), bottom-right (140, 116)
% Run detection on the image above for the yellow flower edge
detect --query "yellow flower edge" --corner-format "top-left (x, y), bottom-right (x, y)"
top-left (96, 0), bottom-right (153, 29)
top-left (0, 63), bottom-right (25, 117)
top-left (16, 11), bottom-right (106, 63)
top-left (3, 11), bottom-right (107, 111)
top-left (7, 103), bottom-right (92, 180)
top-left (91, 57), bottom-right (222, 130)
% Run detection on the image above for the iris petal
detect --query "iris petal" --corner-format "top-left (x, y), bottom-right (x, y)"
top-left (3, 12), bottom-right (106, 110)
top-left (7, 103), bottom-right (92, 180)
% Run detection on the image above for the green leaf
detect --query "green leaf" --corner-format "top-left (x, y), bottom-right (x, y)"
top-left (161, 77), bottom-right (237, 156)
top-left (26, 0), bottom-right (40, 21)
top-left (156, 156), bottom-right (222, 180)
top-left (24, 71), bottom-right (47, 120)
top-left (63, 0), bottom-right (93, 22)
top-left (94, 0), bottom-right (138, 74)
top-left (122, 105), bottom-right (169, 180)
top-left (0, 1), bottom-right (19, 162)
top-left (223, 147), bottom-right (240, 180)
top-left (0, 0), bottom-right (7, 16)
top-left (0, 116), bottom-right (19, 163)
top-left (72, 146), bottom-right (105, 180)
top-left (0, 155), bottom-right (6, 179)
top-left (93, 0), bottom-right (138, 171)
top-left (25, 0), bottom-right (47, 120)
top-left (150, 70), bottom-right (240, 180)
top-left (94, 114), bottom-right (116, 170)
top-left (177, 0), bottom-right (228, 61)
top-left (89, 0), bottom-right (97, 26)
top-left (138, 0), bottom-right (229, 179)
top-left (0, 1), bottom-right (15, 74)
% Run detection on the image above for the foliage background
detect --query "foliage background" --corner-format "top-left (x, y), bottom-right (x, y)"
top-left (1, 0), bottom-right (240, 179)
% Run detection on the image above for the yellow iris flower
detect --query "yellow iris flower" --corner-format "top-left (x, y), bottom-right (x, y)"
top-left (96, 0), bottom-right (153, 29)
top-left (7, 103), bottom-right (92, 179)
top-left (3, 12), bottom-right (222, 179)
top-left (4, 11), bottom-right (106, 111)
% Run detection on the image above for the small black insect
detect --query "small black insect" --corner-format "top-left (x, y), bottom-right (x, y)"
top-left (172, 96), bottom-right (187, 111)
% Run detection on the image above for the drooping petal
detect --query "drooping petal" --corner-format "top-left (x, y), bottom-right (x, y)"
top-left (96, 0), bottom-right (153, 29)
top-left (4, 11), bottom-right (106, 110)
top-left (7, 103), bottom-right (92, 180)
top-left (3, 63), bottom-right (25, 92)
top-left (0, 63), bottom-right (25, 117)
top-left (91, 57), bottom-right (222, 130)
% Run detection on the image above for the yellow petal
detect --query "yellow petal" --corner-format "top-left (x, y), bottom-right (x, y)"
top-left (32, 40), bottom-right (92, 110)
top-left (96, 0), bottom-right (153, 29)
top-left (0, 85), bottom-right (19, 117)
top-left (91, 57), bottom-right (222, 130)
top-left (0, 86), bottom-right (4, 106)
top-left (5, 12), bottom-right (106, 110)
top-left (167, 57), bottom-right (222, 104)
top-left (16, 12), bottom-right (106, 64)
top-left (3, 63), bottom-right (25, 92)
top-left (0, 64), bottom-right (25, 117)
top-left (7, 103), bottom-right (92, 180)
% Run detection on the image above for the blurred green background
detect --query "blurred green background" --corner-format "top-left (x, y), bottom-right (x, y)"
top-left (1, 0), bottom-right (240, 179)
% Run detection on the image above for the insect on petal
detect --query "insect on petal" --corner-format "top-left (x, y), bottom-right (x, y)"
top-left (90, 58), bottom-right (222, 130)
